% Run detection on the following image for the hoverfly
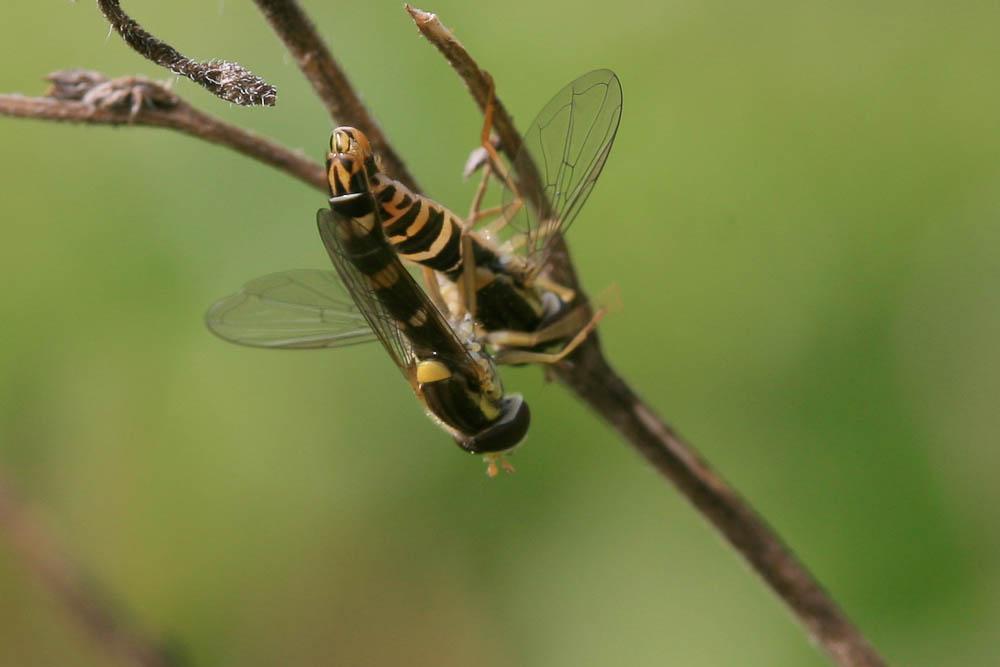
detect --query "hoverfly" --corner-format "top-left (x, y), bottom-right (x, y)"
top-left (327, 70), bottom-right (623, 366)
top-left (206, 203), bottom-right (530, 476)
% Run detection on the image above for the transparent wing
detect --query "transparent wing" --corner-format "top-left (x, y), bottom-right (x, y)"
top-left (317, 208), bottom-right (487, 390)
top-left (316, 208), bottom-right (418, 384)
top-left (206, 269), bottom-right (377, 349)
top-left (498, 69), bottom-right (622, 274)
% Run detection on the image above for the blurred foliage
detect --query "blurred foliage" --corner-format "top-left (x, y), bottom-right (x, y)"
top-left (2, 2), bottom-right (999, 665)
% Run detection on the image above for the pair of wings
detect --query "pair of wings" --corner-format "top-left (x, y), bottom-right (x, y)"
top-left (207, 210), bottom-right (482, 389)
top-left (207, 70), bottom-right (623, 362)
top-left (489, 69), bottom-right (622, 273)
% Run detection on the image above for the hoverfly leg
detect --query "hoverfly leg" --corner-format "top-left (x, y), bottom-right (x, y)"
top-left (420, 266), bottom-right (450, 316)
top-left (465, 103), bottom-right (520, 238)
top-left (531, 275), bottom-right (576, 305)
top-left (463, 76), bottom-right (524, 246)
top-left (458, 232), bottom-right (478, 318)
top-left (466, 160), bottom-right (493, 222)
top-left (490, 305), bottom-right (607, 366)
top-left (454, 164), bottom-right (500, 320)
top-left (484, 452), bottom-right (516, 478)
top-left (464, 144), bottom-right (520, 235)
top-left (468, 204), bottom-right (505, 225)
top-left (487, 304), bottom-right (588, 350)
top-left (478, 73), bottom-right (526, 236)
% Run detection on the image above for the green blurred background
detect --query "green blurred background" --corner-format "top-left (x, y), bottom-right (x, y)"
top-left (2, 2), bottom-right (998, 665)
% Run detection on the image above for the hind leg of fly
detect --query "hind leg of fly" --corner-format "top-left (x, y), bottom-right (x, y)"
top-left (532, 275), bottom-right (576, 306)
top-left (448, 168), bottom-right (501, 320)
top-left (472, 74), bottom-right (526, 238)
top-left (420, 266), bottom-right (451, 316)
top-left (489, 304), bottom-right (606, 366)
top-left (457, 233), bottom-right (478, 318)
top-left (476, 79), bottom-right (585, 301)
top-left (484, 453), bottom-right (516, 478)
top-left (463, 138), bottom-right (520, 230)
top-left (464, 76), bottom-right (583, 329)
top-left (444, 96), bottom-right (513, 320)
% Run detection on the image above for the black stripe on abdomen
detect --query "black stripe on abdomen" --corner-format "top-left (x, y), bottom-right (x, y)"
top-left (394, 207), bottom-right (444, 254)
top-left (383, 200), bottom-right (421, 237)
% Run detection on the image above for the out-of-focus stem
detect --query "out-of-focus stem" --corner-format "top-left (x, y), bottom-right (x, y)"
top-left (0, 472), bottom-right (183, 667)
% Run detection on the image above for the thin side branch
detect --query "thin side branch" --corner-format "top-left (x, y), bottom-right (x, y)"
top-left (0, 73), bottom-right (324, 191)
top-left (0, 471), bottom-right (185, 667)
top-left (251, 0), bottom-right (419, 191)
top-left (405, 7), bottom-right (886, 667)
top-left (96, 0), bottom-right (276, 106)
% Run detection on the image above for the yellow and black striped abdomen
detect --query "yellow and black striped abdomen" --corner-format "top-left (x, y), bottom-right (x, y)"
top-left (371, 176), bottom-right (551, 334)
top-left (374, 178), bottom-right (464, 273)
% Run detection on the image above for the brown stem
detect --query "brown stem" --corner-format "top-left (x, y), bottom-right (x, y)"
top-left (0, 472), bottom-right (184, 667)
top-left (0, 77), bottom-right (324, 191)
top-left (96, 0), bottom-right (276, 106)
top-left (251, 0), bottom-right (419, 192)
top-left (405, 6), bottom-right (886, 667)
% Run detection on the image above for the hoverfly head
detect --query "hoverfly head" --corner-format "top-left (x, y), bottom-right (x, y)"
top-left (327, 127), bottom-right (378, 196)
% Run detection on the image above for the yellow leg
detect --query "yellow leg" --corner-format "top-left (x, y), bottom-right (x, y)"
top-left (483, 199), bottom-right (523, 237)
top-left (478, 74), bottom-right (525, 236)
top-left (466, 160), bottom-right (493, 223)
top-left (463, 164), bottom-right (516, 238)
top-left (485, 304), bottom-right (588, 348)
top-left (421, 266), bottom-right (450, 316)
top-left (468, 204), bottom-right (505, 225)
top-left (484, 453), bottom-right (516, 478)
top-left (459, 233), bottom-right (478, 319)
top-left (531, 275), bottom-right (576, 305)
top-left (488, 305), bottom-right (606, 366)
top-left (462, 75), bottom-right (529, 264)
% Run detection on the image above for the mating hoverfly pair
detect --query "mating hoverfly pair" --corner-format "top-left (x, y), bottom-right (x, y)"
top-left (207, 70), bottom-right (623, 475)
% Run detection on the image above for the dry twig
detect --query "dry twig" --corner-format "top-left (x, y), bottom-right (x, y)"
top-left (96, 0), bottom-right (276, 106)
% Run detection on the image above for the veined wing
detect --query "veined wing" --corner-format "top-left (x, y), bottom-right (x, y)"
top-left (205, 269), bottom-right (375, 349)
top-left (499, 69), bottom-right (622, 276)
top-left (317, 208), bottom-right (418, 386)
top-left (317, 207), bottom-right (484, 389)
